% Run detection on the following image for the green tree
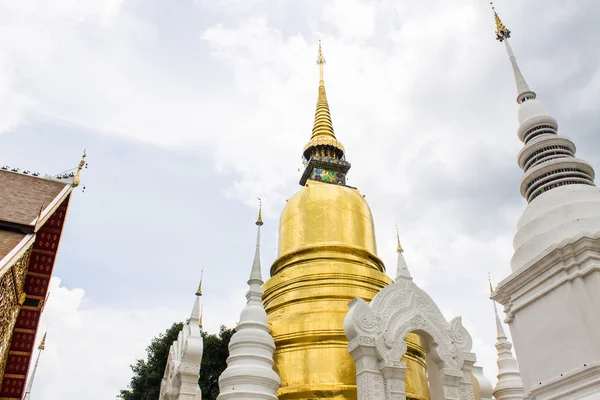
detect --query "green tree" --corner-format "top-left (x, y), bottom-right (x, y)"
top-left (119, 322), bottom-right (184, 400)
top-left (118, 323), bottom-right (234, 400)
top-left (200, 326), bottom-right (235, 400)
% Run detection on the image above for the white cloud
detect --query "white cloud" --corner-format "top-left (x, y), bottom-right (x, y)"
top-left (30, 277), bottom-right (198, 400)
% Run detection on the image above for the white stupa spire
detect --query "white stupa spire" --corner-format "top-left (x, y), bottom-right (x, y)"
top-left (23, 330), bottom-right (47, 400)
top-left (489, 275), bottom-right (524, 400)
top-left (491, 3), bottom-right (600, 271)
top-left (217, 199), bottom-right (280, 400)
top-left (395, 225), bottom-right (411, 281)
top-left (491, 3), bottom-right (536, 104)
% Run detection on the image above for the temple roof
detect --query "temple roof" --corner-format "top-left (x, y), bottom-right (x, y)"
top-left (0, 170), bottom-right (69, 228)
top-left (0, 230), bottom-right (26, 264)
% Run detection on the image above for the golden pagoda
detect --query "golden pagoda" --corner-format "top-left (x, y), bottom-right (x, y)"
top-left (262, 42), bottom-right (429, 400)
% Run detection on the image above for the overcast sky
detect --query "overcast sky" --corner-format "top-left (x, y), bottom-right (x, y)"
top-left (1, 0), bottom-right (599, 399)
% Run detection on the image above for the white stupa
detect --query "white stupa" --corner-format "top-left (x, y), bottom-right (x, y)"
top-left (217, 201), bottom-right (280, 400)
top-left (491, 4), bottom-right (600, 399)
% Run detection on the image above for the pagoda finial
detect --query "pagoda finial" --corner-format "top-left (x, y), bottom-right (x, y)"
top-left (490, 3), bottom-right (536, 104)
top-left (249, 200), bottom-right (264, 282)
top-left (395, 223), bottom-right (403, 253)
top-left (196, 268), bottom-right (203, 296)
top-left (310, 40), bottom-right (336, 141)
top-left (199, 305), bottom-right (204, 328)
top-left (72, 149), bottom-right (87, 188)
top-left (256, 198), bottom-right (264, 226)
top-left (299, 40), bottom-right (350, 186)
top-left (395, 226), bottom-right (412, 281)
top-left (39, 330), bottom-right (47, 351)
top-left (488, 271), bottom-right (494, 294)
top-left (317, 39), bottom-right (326, 81)
top-left (490, 2), bottom-right (511, 42)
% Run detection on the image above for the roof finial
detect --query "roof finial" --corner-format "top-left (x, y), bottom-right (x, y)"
top-left (395, 223), bottom-right (403, 253)
top-left (488, 271), bottom-right (494, 294)
top-left (199, 305), bottom-right (204, 328)
top-left (72, 149), bottom-right (87, 188)
top-left (256, 198), bottom-right (263, 226)
top-left (196, 268), bottom-right (203, 296)
top-left (490, 2), bottom-right (511, 42)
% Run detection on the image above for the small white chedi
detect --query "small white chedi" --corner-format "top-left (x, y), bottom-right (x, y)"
top-left (216, 202), bottom-right (281, 400)
top-left (159, 282), bottom-right (204, 400)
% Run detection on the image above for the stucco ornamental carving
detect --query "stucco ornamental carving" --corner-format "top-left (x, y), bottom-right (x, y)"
top-left (345, 278), bottom-right (477, 400)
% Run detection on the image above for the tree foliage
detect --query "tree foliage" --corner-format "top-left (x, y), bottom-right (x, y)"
top-left (200, 326), bottom-right (235, 400)
top-left (119, 322), bottom-right (184, 400)
top-left (118, 323), bottom-right (234, 400)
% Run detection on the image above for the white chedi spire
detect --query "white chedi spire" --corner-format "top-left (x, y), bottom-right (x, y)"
top-left (159, 279), bottom-right (204, 400)
top-left (394, 225), bottom-right (411, 281)
top-left (217, 200), bottom-right (280, 400)
top-left (491, 4), bottom-right (600, 272)
top-left (489, 277), bottom-right (524, 400)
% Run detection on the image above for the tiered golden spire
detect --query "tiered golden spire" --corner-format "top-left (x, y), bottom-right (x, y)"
top-left (199, 305), bottom-right (204, 328)
top-left (488, 272), bottom-right (494, 294)
top-left (302, 41), bottom-right (344, 159)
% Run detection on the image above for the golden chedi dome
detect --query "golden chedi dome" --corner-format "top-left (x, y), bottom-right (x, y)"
top-left (262, 41), bottom-right (430, 400)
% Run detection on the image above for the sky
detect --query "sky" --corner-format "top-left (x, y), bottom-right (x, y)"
top-left (0, 0), bottom-right (599, 398)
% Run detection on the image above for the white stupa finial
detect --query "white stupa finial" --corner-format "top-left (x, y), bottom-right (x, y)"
top-left (395, 224), bottom-right (412, 281)
top-left (217, 202), bottom-right (280, 400)
top-left (248, 198), bottom-right (264, 284)
top-left (491, 3), bottom-right (536, 104)
top-left (190, 272), bottom-right (203, 327)
top-left (489, 274), bottom-right (525, 400)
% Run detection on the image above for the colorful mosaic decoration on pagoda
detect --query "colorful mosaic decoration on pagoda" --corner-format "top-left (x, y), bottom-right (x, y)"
top-left (300, 155), bottom-right (351, 186)
top-left (310, 167), bottom-right (346, 185)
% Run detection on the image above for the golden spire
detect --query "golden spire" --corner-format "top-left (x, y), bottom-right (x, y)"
top-left (311, 40), bottom-right (336, 141)
top-left (490, 2), bottom-right (511, 41)
top-left (196, 268), bottom-right (203, 296)
top-left (199, 305), bottom-right (203, 328)
top-left (488, 272), bottom-right (494, 294)
top-left (395, 223), bottom-right (403, 253)
top-left (72, 149), bottom-right (87, 188)
top-left (256, 198), bottom-right (264, 226)
top-left (39, 331), bottom-right (47, 351)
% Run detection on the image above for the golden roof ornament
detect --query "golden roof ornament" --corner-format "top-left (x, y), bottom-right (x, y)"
top-left (256, 198), bottom-right (264, 226)
top-left (72, 149), bottom-right (87, 188)
top-left (488, 272), bottom-right (494, 294)
top-left (199, 305), bottom-right (204, 328)
top-left (491, 2), bottom-right (511, 42)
